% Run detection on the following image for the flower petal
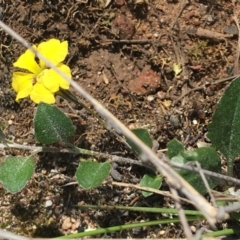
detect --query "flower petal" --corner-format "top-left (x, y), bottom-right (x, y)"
top-left (12, 72), bottom-right (34, 101)
top-left (13, 47), bottom-right (41, 74)
top-left (37, 64), bottom-right (71, 92)
top-left (37, 39), bottom-right (68, 68)
top-left (30, 83), bottom-right (56, 104)
top-left (55, 64), bottom-right (71, 89)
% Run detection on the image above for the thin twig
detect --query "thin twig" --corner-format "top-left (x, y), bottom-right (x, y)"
top-left (2, 142), bottom-right (240, 186)
top-left (193, 162), bottom-right (217, 208)
top-left (111, 181), bottom-right (193, 204)
top-left (170, 0), bottom-right (189, 30)
top-left (169, 187), bottom-right (193, 239)
top-left (101, 39), bottom-right (154, 44)
top-left (173, 75), bottom-right (240, 104)
top-left (63, 180), bottom-right (193, 204)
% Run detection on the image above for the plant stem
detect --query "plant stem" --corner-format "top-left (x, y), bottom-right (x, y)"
top-left (77, 204), bottom-right (203, 216)
top-left (55, 216), bottom-right (202, 239)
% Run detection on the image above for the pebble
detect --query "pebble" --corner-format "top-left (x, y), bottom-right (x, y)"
top-left (44, 200), bottom-right (53, 208)
top-left (158, 230), bottom-right (165, 235)
top-left (190, 225), bottom-right (196, 232)
top-left (114, 196), bottom-right (119, 202)
top-left (111, 14), bottom-right (135, 39)
top-left (115, 0), bottom-right (125, 6)
top-left (62, 217), bottom-right (72, 230)
top-left (147, 95), bottom-right (154, 102)
top-left (192, 119), bottom-right (198, 125)
top-left (128, 69), bottom-right (161, 95)
top-left (169, 115), bottom-right (180, 128)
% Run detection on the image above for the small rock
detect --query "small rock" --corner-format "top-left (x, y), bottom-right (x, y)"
top-left (145, 33), bottom-right (153, 38)
top-left (158, 230), bottom-right (165, 236)
top-left (114, 196), bottom-right (119, 202)
top-left (111, 14), bottom-right (135, 39)
top-left (44, 200), bottom-right (53, 208)
top-left (115, 0), bottom-right (125, 6)
top-left (190, 225), bottom-right (196, 233)
top-left (192, 119), bottom-right (198, 125)
top-left (62, 217), bottom-right (72, 230)
top-left (71, 219), bottom-right (80, 230)
top-left (147, 95), bottom-right (154, 102)
top-left (224, 25), bottom-right (238, 36)
top-left (169, 115), bottom-right (180, 128)
top-left (157, 91), bottom-right (167, 99)
top-left (128, 69), bottom-right (161, 95)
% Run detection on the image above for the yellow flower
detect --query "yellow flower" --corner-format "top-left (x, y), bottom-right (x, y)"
top-left (12, 39), bottom-right (71, 104)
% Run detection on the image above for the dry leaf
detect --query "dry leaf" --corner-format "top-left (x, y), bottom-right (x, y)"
top-left (173, 63), bottom-right (182, 76)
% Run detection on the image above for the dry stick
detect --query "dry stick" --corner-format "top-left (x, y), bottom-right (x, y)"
top-left (63, 180), bottom-right (193, 204)
top-left (101, 39), bottom-right (154, 44)
top-left (111, 181), bottom-right (193, 204)
top-left (0, 21), bottom-right (220, 226)
top-left (173, 75), bottom-right (240, 104)
top-left (0, 229), bottom-right (29, 240)
top-left (169, 186), bottom-right (193, 240)
top-left (170, 0), bottom-right (189, 30)
top-left (193, 162), bottom-right (217, 208)
top-left (233, 15), bottom-right (240, 75)
top-left (2, 142), bottom-right (240, 186)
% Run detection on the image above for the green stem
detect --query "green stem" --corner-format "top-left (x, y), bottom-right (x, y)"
top-left (77, 204), bottom-right (203, 216)
top-left (203, 228), bottom-right (240, 237)
top-left (54, 216), bottom-right (202, 239)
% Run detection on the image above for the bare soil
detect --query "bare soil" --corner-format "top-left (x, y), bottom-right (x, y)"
top-left (0, 0), bottom-right (240, 238)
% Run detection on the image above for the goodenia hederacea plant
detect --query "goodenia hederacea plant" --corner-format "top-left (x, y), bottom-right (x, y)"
top-left (167, 139), bottom-right (221, 195)
top-left (12, 38), bottom-right (71, 104)
top-left (208, 77), bottom-right (240, 176)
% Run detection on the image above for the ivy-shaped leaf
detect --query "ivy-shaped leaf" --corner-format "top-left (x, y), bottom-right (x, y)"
top-left (127, 128), bottom-right (153, 155)
top-left (171, 147), bottom-right (221, 195)
top-left (140, 174), bottom-right (162, 197)
top-left (167, 139), bottom-right (184, 159)
top-left (0, 156), bottom-right (35, 193)
top-left (34, 102), bottom-right (75, 144)
top-left (76, 160), bottom-right (111, 189)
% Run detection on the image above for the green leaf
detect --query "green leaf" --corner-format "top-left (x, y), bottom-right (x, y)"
top-left (76, 161), bottom-right (111, 189)
top-left (127, 129), bottom-right (153, 155)
top-left (208, 77), bottom-right (240, 175)
top-left (171, 147), bottom-right (221, 195)
top-left (167, 139), bottom-right (184, 159)
top-left (140, 174), bottom-right (162, 197)
top-left (0, 156), bottom-right (35, 193)
top-left (34, 102), bottom-right (75, 144)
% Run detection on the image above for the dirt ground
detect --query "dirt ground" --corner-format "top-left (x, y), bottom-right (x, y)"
top-left (0, 0), bottom-right (240, 238)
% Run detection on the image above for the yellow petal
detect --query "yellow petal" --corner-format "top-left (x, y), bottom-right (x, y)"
top-left (38, 64), bottom-right (71, 92)
top-left (37, 39), bottom-right (68, 68)
top-left (30, 83), bottom-right (56, 104)
top-left (36, 69), bottom-right (59, 93)
top-left (12, 72), bottom-right (34, 101)
top-left (52, 63), bottom-right (71, 89)
top-left (13, 47), bottom-right (41, 74)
